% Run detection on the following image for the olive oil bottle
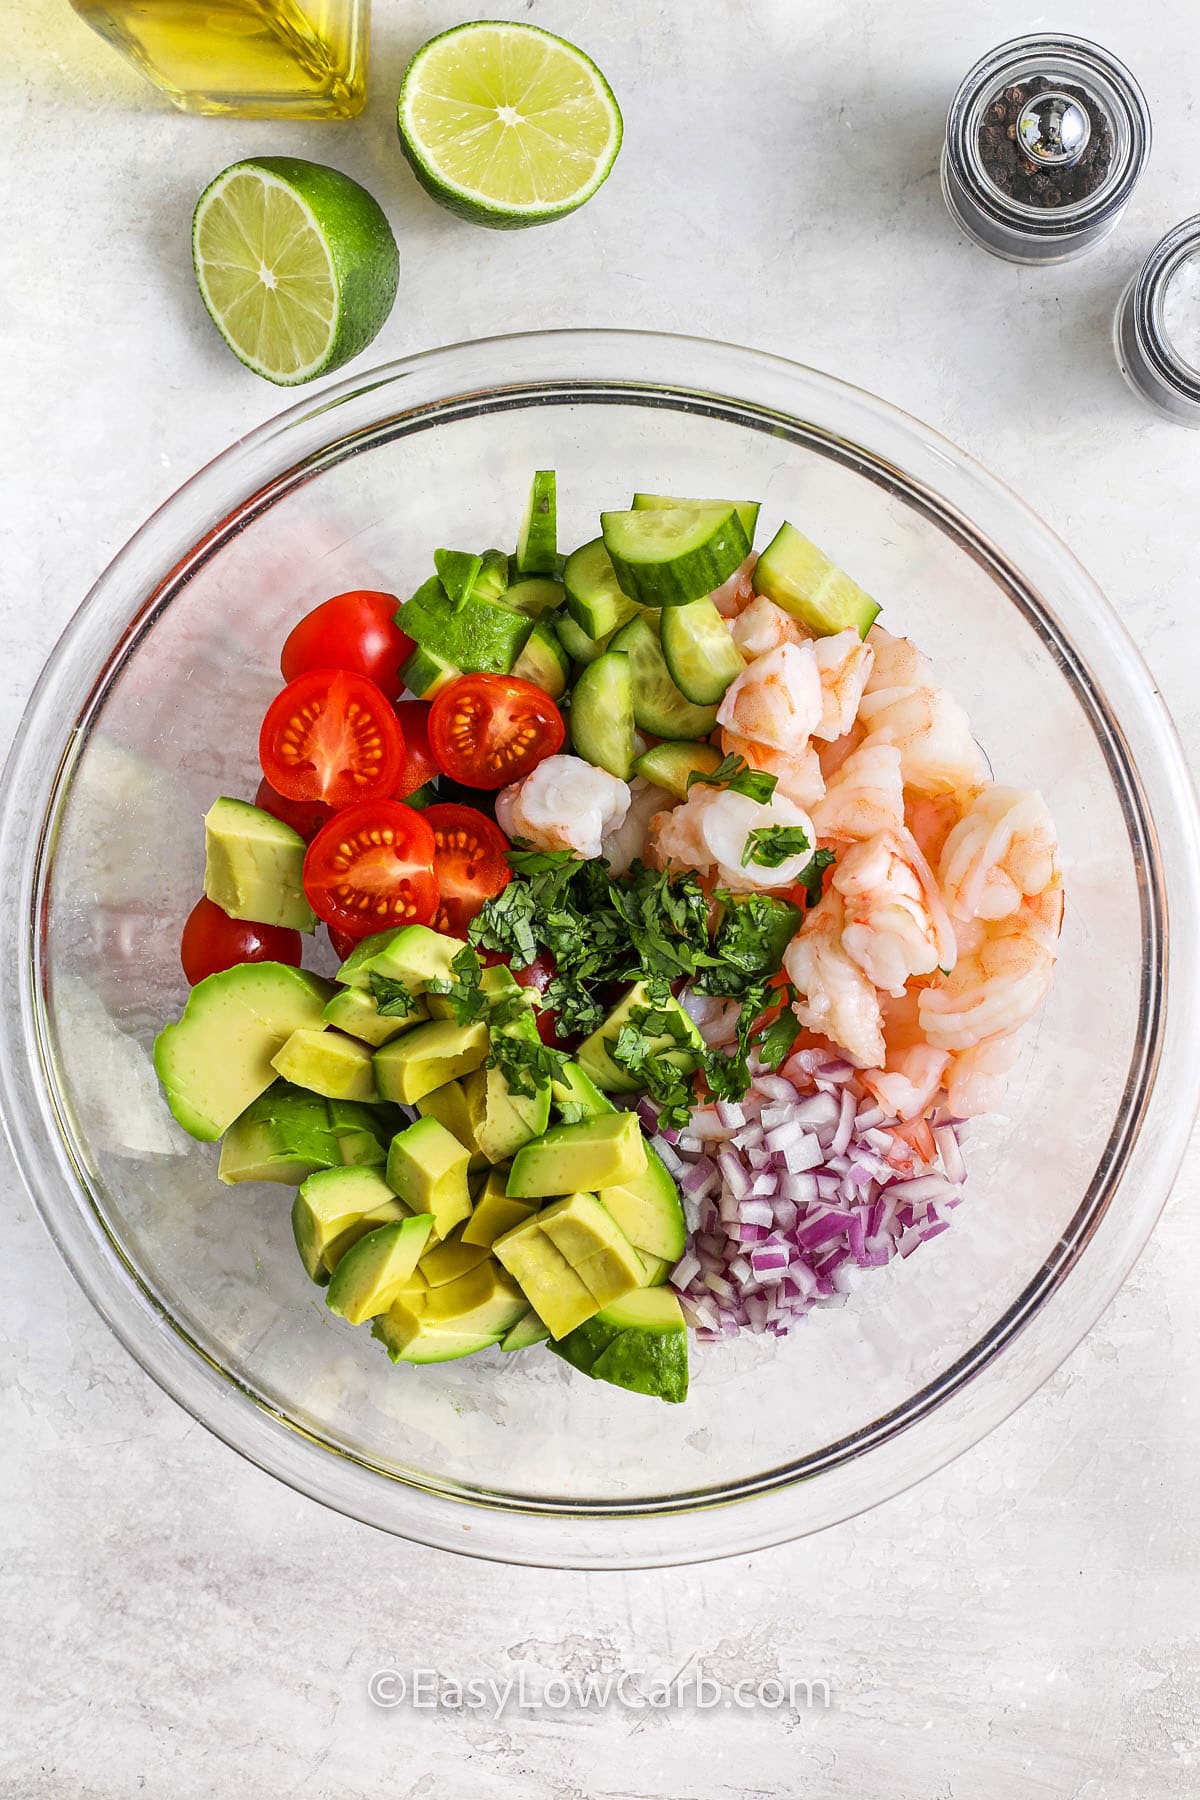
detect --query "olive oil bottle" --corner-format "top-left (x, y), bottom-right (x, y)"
top-left (69, 0), bottom-right (369, 118)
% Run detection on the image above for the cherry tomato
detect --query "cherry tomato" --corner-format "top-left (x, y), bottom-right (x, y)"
top-left (304, 800), bottom-right (439, 936)
top-left (281, 591), bottom-right (413, 702)
top-left (180, 895), bottom-right (302, 986)
top-left (422, 803), bottom-right (512, 936)
top-left (327, 923), bottom-right (367, 961)
top-left (254, 776), bottom-right (333, 844)
top-left (428, 674), bottom-right (564, 791)
top-left (393, 700), bottom-right (440, 800)
top-left (260, 669), bottom-right (405, 809)
top-left (482, 948), bottom-right (566, 1046)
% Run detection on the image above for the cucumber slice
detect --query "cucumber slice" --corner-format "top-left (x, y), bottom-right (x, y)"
top-left (608, 616), bottom-right (719, 740)
top-left (753, 521), bottom-right (880, 638)
top-left (511, 617), bottom-right (570, 699)
top-left (600, 505), bottom-right (750, 607)
top-left (563, 537), bottom-right (640, 640)
top-left (514, 469), bottom-right (557, 576)
top-left (632, 739), bottom-right (723, 800)
top-left (402, 642), bottom-right (460, 697)
top-left (569, 651), bottom-right (637, 779)
top-left (659, 595), bottom-right (746, 704)
top-left (505, 576), bottom-right (566, 619)
top-left (557, 613), bottom-right (615, 666)
top-left (472, 548), bottom-right (510, 604)
top-left (632, 492), bottom-right (760, 544)
top-left (433, 548), bottom-right (482, 611)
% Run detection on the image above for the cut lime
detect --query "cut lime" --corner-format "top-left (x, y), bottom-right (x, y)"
top-left (192, 157), bottom-right (399, 386)
top-left (397, 22), bottom-right (622, 230)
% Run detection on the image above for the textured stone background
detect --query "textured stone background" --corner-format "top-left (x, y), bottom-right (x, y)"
top-left (2, 1), bottom-right (1197, 1794)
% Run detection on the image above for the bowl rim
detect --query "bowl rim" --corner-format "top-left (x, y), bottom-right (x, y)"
top-left (3, 327), bottom-right (1198, 1568)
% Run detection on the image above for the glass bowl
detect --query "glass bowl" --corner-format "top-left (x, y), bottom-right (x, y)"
top-left (2, 331), bottom-right (1197, 1569)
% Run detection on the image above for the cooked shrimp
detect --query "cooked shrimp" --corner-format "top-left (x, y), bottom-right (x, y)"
top-left (495, 754), bottom-right (630, 862)
top-left (730, 595), bottom-right (809, 657)
top-left (905, 791), bottom-right (964, 869)
top-left (832, 828), bottom-right (957, 996)
top-left (603, 776), bottom-right (674, 875)
top-left (864, 1043), bottom-right (950, 1122)
top-left (812, 628), bottom-right (875, 741)
top-left (716, 641), bottom-right (822, 751)
top-left (709, 553), bottom-right (758, 617)
top-left (784, 890), bottom-right (887, 1069)
top-left (858, 627), bottom-right (987, 796)
top-left (720, 729), bottom-right (826, 809)
top-left (648, 784), bottom-right (819, 891)
top-left (938, 785), bottom-right (1059, 922)
top-left (918, 883), bottom-right (1063, 1051)
top-left (811, 741), bottom-right (905, 843)
top-left (817, 722), bottom-right (866, 783)
top-left (944, 1031), bottom-right (1023, 1117)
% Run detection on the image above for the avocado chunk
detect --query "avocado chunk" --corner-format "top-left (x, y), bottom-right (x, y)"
top-left (551, 1287), bottom-right (689, 1403)
top-left (217, 1083), bottom-right (389, 1185)
top-left (415, 1079), bottom-right (488, 1170)
top-left (271, 1027), bottom-right (378, 1103)
top-left (386, 1115), bottom-right (472, 1237)
top-left (371, 1304), bottom-right (502, 1365)
top-left (598, 1145), bottom-right (686, 1262)
top-left (463, 1019), bottom-right (550, 1163)
top-left (155, 963), bottom-right (335, 1141)
top-left (421, 1260), bottom-right (528, 1337)
top-left (500, 1309), bottom-right (550, 1352)
top-left (636, 1254), bottom-right (671, 1287)
top-left (575, 981), bottom-right (704, 1096)
top-left (417, 1223), bottom-right (492, 1287)
top-left (325, 1214), bottom-right (434, 1325)
top-left (323, 984), bottom-right (428, 1047)
top-left (397, 573), bottom-right (532, 675)
top-left (291, 1166), bottom-right (405, 1284)
top-left (424, 957), bottom-right (526, 1020)
top-left (550, 1059), bottom-right (617, 1124)
top-left (337, 923), bottom-right (467, 994)
top-left (203, 796), bottom-right (316, 933)
top-left (752, 520), bottom-right (880, 639)
top-left (493, 1192), bottom-right (644, 1337)
top-left (374, 1017), bottom-right (490, 1105)
top-left (461, 1170), bottom-right (538, 1247)
top-left (492, 1219), bottom-right (599, 1339)
top-left (506, 1112), bottom-right (648, 1200)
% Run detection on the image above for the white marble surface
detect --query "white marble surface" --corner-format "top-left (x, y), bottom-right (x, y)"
top-left (3, 1), bottom-right (1199, 1794)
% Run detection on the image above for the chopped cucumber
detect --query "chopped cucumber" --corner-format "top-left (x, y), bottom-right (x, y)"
top-left (600, 505), bottom-right (750, 607)
top-left (608, 615), bottom-right (719, 740)
top-left (434, 548), bottom-right (482, 611)
top-left (632, 739), bottom-right (723, 800)
top-left (569, 650), bottom-right (637, 779)
top-left (401, 641), bottom-right (460, 697)
top-left (398, 575), bottom-right (531, 674)
top-left (632, 492), bottom-right (760, 544)
top-left (505, 576), bottom-right (566, 619)
top-left (563, 537), bottom-right (639, 639)
top-left (472, 548), bottom-right (510, 604)
top-left (659, 595), bottom-right (745, 704)
top-left (511, 617), bottom-right (570, 699)
top-left (753, 521), bottom-right (880, 638)
top-left (557, 613), bottom-right (615, 666)
top-left (514, 469), bottom-right (557, 576)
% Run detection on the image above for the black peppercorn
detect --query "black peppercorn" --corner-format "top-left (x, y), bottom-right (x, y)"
top-left (977, 79), bottom-right (1113, 207)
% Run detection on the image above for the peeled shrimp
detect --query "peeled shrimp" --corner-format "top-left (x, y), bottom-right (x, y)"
top-left (811, 741), bottom-right (905, 843)
top-left (716, 641), bottom-right (822, 752)
top-left (709, 554), bottom-right (758, 617)
top-left (905, 791), bottom-right (963, 870)
top-left (602, 777), bottom-right (674, 875)
top-left (730, 595), bottom-right (809, 658)
top-left (832, 828), bottom-right (957, 996)
top-left (495, 754), bottom-right (630, 862)
top-left (918, 884), bottom-right (1063, 1051)
top-left (864, 1044), bottom-right (950, 1122)
top-left (858, 627), bottom-right (987, 797)
top-left (720, 729), bottom-right (827, 809)
top-left (938, 785), bottom-right (1059, 922)
top-left (812, 628), bottom-right (875, 742)
top-left (648, 784), bottom-right (819, 892)
top-left (784, 890), bottom-right (887, 1069)
top-left (944, 1031), bottom-right (1023, 1118)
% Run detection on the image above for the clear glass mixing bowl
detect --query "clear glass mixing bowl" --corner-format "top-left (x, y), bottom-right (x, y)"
top-left (2, 331), bottom-right (1197, 1568)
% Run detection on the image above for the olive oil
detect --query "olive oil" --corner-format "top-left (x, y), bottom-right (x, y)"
top-left (69, 0), bottom-right (368, 118)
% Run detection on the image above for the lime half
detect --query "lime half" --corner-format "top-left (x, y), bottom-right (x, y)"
top-left (192, 157), bottom-right (399, 386)
top-left (397, 22), bottom-right (622, 229)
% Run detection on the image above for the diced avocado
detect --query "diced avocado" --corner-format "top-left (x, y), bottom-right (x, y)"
top-left (217, 1083), bottom-right (389, 1186)
top-left (425, 958), bottom-right (523, 1020)
top-left (291, 1166), bottom-right (401, 1284)
top-left (511, 616), bottom-right (569, 699)
top-left (322, 1198), bottom-right (409, 1274)
top-left (203, 796), bottom-right (316, 934)
top-left (637, 1254), bottom-right (671, 1287)
top-left (576, 980), bottom-right (704, 1096)
top-left (537, 1192), bottom-right (646, 1302)
top-left (397, 574), bottom-right (531, 675)
top-left (337, 923), bottom-right (467, 994)
top-left (492, 1218), bottom-right (599, 1339)
top-left (752, 520), bottom-right (880, 638)
top-left (416, 1079), bottom-right (488, 1171)
top-left (417, 1223), bottom-right (492, 1287)
top-left (506, 1112), bottom-right (648, 1199)
top-left (375, 1018), bottom-right (490, 1105)
top-left (461, 1170), bottom-right (539, 1247)
top-left (371, 1303), bottom-right (501, 1365)
top-left (598, 1145), bottom-right (687, 1262)
top-left (500, 1309), bottom-right (550, 1351)
top-left (271, 1027), bottom-right (378, 1103)
top-left (322, 985), bottom-right (428, 1047)
top-left (422, 1260), bottom-right (528, 1337)
top-left (550, 1059), bottom-right (617, 1125)
top-left (401, 642), bottom-right (460, 698)
top-left (325, 1215), bottom-right (434, 1325)
top-left (386, 1115), bottom-right (473, 1237)
top-left (155, 963), bottom-right (335, 1142)
top-left (551, 1286), bottom-right (689, 1403)
top-left (462, 1002), bottom-right (550, 1161)
top-left (434, 547), bottom-right (483, 609)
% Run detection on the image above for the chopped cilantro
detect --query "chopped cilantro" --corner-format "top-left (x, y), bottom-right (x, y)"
top-left (424, 944), bottom-right (486, 1024)
top-left (368, 973), bottom-right (416, 1017)
top-left (740, 823), bottom-right (812, 869)
top-left (799, 847), bottom-right (836, 908)
top-left (686, 751), bottom-right (777, 805)
top-left (488, 1028), bottom-right (570, 1100)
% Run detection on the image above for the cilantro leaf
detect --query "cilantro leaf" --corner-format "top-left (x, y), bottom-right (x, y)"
top-left (741, 823), bottom-right (812, 869)
top-left (798, 847), bottom-right (836, 908)
top-left (368, 972), bottom-right (416, 1017)
top-left (686, 752), bottom-right (777, 805)
top-left (424, 945), bottom-right (486, 1025)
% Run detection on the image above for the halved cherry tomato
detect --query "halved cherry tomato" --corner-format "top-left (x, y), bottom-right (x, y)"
top-left (180, 895), bottom-right (302, 986)
top-left (428, 674), bottom-right (564, 791)
top-left (423, 803), bottom-right (512, 936)
top-left (281, 591), bottom-right (413, 702)
top-left (393, 700), bottom-right (439, 800)
top-left (304, 800), bottom-right (439, 935)
top-left (260, 669), bottom-right (405, 809)
top-left (327, 923), bottom-right (366, 962)
top-left (255, 776), bottom-right (333, 844)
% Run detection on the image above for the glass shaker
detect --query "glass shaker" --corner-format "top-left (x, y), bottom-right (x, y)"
top-left (1116, 219), bottom-right (1200, 427)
